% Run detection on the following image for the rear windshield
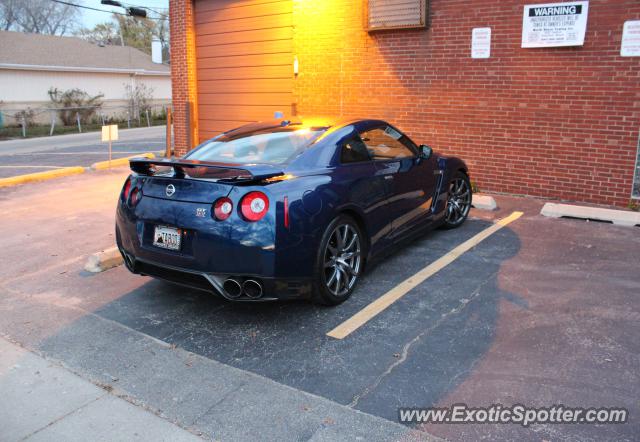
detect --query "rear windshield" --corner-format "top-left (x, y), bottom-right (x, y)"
top-left (186, 129), bottom-right (324, 165)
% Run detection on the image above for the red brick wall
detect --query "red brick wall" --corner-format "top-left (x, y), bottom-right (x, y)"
top-left (173, 0), bottom-right (640, 206)
top-left (293, 0), bottom-right (640, 206)
top-left (170, 0), bottom-right (198, 154)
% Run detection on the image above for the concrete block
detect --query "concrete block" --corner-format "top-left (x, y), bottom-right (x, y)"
top-left (84, 247), bottom-right (123, 273)
top-left (472, 194), bottom-right (497, 211)
top-left (541, 203), bottom-right (640, 227)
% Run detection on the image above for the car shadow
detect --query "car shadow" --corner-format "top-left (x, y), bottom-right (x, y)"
top-left (37, 218), bottom-right (524, 423)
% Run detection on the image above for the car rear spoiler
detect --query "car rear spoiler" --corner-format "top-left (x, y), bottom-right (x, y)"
top-left (129, 158), bottom-right (284, 181)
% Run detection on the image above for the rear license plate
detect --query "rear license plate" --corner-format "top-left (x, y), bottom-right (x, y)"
top-left (153, 225), bottom-right (182, 251)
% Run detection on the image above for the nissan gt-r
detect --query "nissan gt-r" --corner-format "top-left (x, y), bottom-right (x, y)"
top-left (116, 117), bottom-right (471, 305)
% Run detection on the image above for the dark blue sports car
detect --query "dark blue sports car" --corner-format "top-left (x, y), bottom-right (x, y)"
top-left (116, 118), bottom-right (471, 305)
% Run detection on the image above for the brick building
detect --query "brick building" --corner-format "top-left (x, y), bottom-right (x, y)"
top-left (169, 0), bottom-right (640, 206)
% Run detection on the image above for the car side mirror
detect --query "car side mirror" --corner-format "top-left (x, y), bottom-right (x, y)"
top-left (419, 145), bottom-right (433, 160)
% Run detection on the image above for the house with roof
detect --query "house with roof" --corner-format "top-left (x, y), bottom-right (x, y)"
top-left (0, 30), bottom-right (171, 125)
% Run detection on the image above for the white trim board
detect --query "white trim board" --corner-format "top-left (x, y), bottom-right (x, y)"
top-left (0, 63), bottom-right (169, 76)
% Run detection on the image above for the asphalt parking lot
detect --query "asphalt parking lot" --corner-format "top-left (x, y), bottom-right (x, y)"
top-left (0, 169), bottom-right (638, 441)
top-left (0, 126), bottom-right (166, 178)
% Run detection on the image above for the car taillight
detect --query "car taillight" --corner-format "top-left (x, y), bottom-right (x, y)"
top-left (241, 191), bottom-right (269, 222)
top-left (130, 188), bottom-right (141, 206)
top-left (213, 197), bottom-right (233, 221)
top-left (123, 177), bottom-right (132, 201)
top-left (283, 196), bottom-right (289, 228)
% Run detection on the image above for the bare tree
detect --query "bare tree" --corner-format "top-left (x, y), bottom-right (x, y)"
top-left (75, 22), bottom-right (120, 46)
top-left (124, 82), bottom-right (154, 121)
top-left (48, 87), bottom-right (104, 125)
top-left (153, 9), bottom-right (170, 60)
top-left (113, 14), bottom-right (154, 54)
top-left (75, 10), bottom-right (169, 59)
top-left (0, 0), bottom-right (79, 35)
top-left (0, 0), bottom-right (21, 30)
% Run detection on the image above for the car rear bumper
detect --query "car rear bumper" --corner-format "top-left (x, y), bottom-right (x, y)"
top-left (118, 249), bottom-right (313, 301)
top-left (115, 191), bottom-right (318, 300)
top-left (116, 210), bottom-right (314, 301)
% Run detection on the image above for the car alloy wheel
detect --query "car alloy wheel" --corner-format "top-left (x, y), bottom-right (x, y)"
top-left (323, 223), bottom-right (362, 297)
top-left (445, 176), bottom-right (471, 225)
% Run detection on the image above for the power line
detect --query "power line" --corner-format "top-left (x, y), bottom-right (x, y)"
top-left (49, 0), bottom-right (167, 21)
top-left (51, 0), bottom-right (128, 17)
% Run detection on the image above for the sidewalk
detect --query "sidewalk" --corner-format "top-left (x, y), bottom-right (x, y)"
top-left (0, 337), bottom-right (202, 442)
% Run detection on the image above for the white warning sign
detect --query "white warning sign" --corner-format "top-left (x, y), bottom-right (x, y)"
top-left (522, 1), bottom-right (589, 48)
top-left (621, 20), bottom-right (640, 57)
top-left (472, 28), bottom-right (491, 59)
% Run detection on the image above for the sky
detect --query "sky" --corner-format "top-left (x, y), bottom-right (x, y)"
top-left (78, 0), bottom-right (169, 28)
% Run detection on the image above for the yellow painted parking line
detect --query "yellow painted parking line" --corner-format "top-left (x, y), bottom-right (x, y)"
top-left (327, 211), bottom-right (524, 340)
top-left (90, 152), bottom-right (155, 170)
top-left (0, 166), bottom-right (85, 188)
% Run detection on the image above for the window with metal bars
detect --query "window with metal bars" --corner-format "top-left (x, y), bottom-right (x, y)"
top-left (367, 0), bottom-right (428, 31)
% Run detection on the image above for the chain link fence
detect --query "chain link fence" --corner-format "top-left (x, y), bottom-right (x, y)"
top-left (0, 103), bottom-right (171, 139)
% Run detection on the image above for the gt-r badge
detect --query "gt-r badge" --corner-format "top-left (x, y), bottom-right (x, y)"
top-left (165, 184), bottom-right (176, 197)
top-left (196, 208), bottom-right (207, 218)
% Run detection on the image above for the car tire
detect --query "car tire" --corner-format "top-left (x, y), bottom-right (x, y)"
top-left (441, 171), bottom-right (472, 230)
top-left (312, 215), bottom-right (365, 306)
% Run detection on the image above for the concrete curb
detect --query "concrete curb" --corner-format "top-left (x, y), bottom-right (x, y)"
top-left (0, 152), bottom-right (157, 190)
top-left (91, 152), bottom-right (155, 170)
top-left (541, 202), bottom-right (640, 227)
top-left (0, 166), bottom-right (85, 188)
top-left (84, 246), bottom-right (123, 273)
top-left (472, 194), bottom-right (498, 211)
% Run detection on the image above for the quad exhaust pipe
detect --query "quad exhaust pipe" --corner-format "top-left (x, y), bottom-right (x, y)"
top-left (222, 278), bottom-right (263, 299)
top-left (120, 250), bottom-right (136, 272)
top-left (243, 279), bottom-right (263, 299)
top-left (222, 279), bottom-right (242, 298)
top-left (116, 252), bottom-right (265, 300)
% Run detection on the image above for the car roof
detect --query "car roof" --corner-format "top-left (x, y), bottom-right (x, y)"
top-left (220, 117), bottom-right (386, 139)
top-left (295, 116), bottom-right (389, 129)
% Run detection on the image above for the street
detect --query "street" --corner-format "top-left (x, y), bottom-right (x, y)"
top-left (0, 127), bottom-right (167, 178)
top-left (0, 168), bottom-right (638, 441)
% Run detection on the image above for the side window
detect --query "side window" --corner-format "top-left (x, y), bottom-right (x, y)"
top-left (359, 127), bottom-right (415, 160)
top-left (340, 136), bottom-right (371, 163)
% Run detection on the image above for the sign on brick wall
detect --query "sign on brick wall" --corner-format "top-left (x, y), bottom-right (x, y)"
top-left (522, 1), bottom-right (589, 48)
top-left (368, 0), bottom-right (428, 31)
top-left (621, 20), bottom-right (640, 57)
top-left (472, 28), bottom-right (491, 59)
